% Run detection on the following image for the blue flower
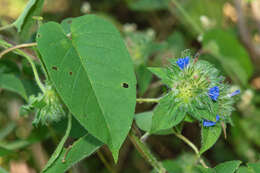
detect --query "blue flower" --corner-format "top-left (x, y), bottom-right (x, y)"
top-left (203, 115), bottom-right (220, 127)
top-left (228, 90), bottom-right (240, 97)
top-left (176, 56), bottom-right (190, 70)
top-left (208, 86), bottom-right (219, 101)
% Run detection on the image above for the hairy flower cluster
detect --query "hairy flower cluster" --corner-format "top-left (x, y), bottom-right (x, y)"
top-left (21, 84), bottom-right (66, 125)
top-left (163, 51), bottom-right (240, 127)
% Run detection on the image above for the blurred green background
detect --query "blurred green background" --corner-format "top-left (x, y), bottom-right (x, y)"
top-left (0, 0), bottom-right (260, 172)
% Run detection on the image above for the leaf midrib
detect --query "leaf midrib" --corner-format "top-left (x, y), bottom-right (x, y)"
top-left (67, 31), bottom-right (113, 148)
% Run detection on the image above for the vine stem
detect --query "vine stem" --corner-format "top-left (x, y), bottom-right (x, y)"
top-left (136, 98), bottom-right (160, 103)
top-left (128, 130), bottom-right (166, 173)
top-left (0, 42), bottom-right (45, 92)
top-left (97, 150), bottom-right (117, 173)
top-left (172, 131), bottom-right (209, 168)
top-left (0, 42), bottom-right (37, 58)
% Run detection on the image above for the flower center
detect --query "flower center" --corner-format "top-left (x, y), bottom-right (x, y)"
top-left (178, 84), bottom-right (193, 103)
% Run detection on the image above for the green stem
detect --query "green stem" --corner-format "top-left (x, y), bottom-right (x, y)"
top-left (136, 98), bottom-right (160, 103)
top-left (129, 130), bottom-right (166, 173)
top-left (172, 131), bottom-right (209, 168)
top-left (17, 49), bottom-right (45, 93)
top-left (0, 23), bottom-right (15, 32)
top-left (97, 150), bottom-right (116, 173)
top-left (0, 41), bottom-right (45, 92)
top-left (173, 131), bottom-right (199, 154)
top-left (169, 0), bottom-right (204, 35)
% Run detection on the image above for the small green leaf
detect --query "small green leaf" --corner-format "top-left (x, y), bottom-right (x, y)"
top-left (37, 15), bottom-right (136, 161)
top-left (200, 125), bottom-right (221, 154)
top-left (129, 0), bottom-right (170, 11)
top-left (13, 0), bottom-right (44, 40)
top-left (13, 0), bottom-right (37, 32)
top-left (135, 111), bottom-right (153, 132)
top-left (42, 134), bottom-right (103, 173)
top-left (135, 111), bottom-right (175, 135)
top-left (214, 160), bottom-right (241, 173)
top-left (0, 74), bottom-right (27, 100)
top-left (42, 113), bottom-right (72, 172)
top-left (150, 94), bottom-right (186, 133)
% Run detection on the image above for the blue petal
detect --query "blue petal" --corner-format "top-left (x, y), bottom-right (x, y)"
top-left (203, 120), bottom-right (216, 127)
top-left (176, 56), bottom-right (190, 70)
top-left (216, 115), bottom-right (220, 121)
top-left (203, 115), bottom-right (220, 127)
top-left (208, 86), bottom-right (219, 101)
top-left (229, 90), bottom-right (240, 97)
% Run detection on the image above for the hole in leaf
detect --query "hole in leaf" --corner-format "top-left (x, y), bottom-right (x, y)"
top-left (37, 34), bottom-right (41, 38)
top-left (69, 71), bottom-right (73, 75)
top-left (52, 66), bottom-right (58, 71)
top-left (122, 83), bottom-right (129, 88)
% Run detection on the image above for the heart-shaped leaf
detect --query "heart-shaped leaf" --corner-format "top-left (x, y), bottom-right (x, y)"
top-left (37, 15), bottom-right (136, 160)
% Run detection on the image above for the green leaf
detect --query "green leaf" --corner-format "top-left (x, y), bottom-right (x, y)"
top-left (42, 134), bottom-right (103, 173)
top-left (36, 15), bottom-right (136, 161)
top-left (0, 74), bottom-right (27, 100)
top-left (129, 0), bottom-right (170, 11)
top-left (150, 94), bottom-right (186, 133)
top-left (42, 113), bottom-right (72, 172)
top-left (13, 0), bottom-right (37, 31)
top-left (200, 125), bottom-right (221, 154)
top-left (13, 0), bottom-right (44, 37)
top-left (247, 163), bottom-right (260, 173)
top-left (135, 111), bottom-right (174, 135)
top-left (214, 160), bottom-right (241, 173)
top-left (203, 29), bottom-right (253, 86)
top-left (135, 111), bottom-right (153, 132)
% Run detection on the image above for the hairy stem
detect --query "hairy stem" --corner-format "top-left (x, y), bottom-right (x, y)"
top-left (136, 98), bottom-right (160, 103)
top-left (173, 131), bottom-right (209, 168)
top-left (128, 130), bottom-right (166, 173)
